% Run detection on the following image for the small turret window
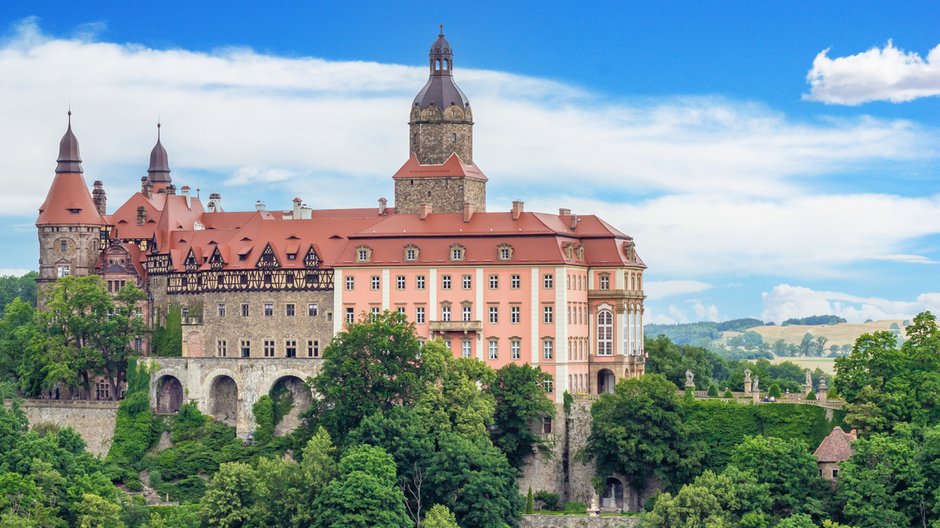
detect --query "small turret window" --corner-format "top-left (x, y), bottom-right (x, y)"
top-left (67, 208), bottom-right (81, 214)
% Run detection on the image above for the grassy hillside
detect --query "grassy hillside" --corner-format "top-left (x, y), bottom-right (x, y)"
top-left (736, 319), bottom-right (908, 348)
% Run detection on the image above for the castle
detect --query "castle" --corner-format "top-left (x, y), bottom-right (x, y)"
top-left (36, 31), bottom-right (646, 429)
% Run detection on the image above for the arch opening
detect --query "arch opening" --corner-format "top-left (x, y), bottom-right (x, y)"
top-left (597, 369), bottom-right (616, 395)
top-left (155, 375), bottom-right (183, 414)
top-left (208, 375), bottom-right (238, 426)
top-left (601, 477), bottom-right (624, 511)
top-left (269, 375), bottom-right (313, 436)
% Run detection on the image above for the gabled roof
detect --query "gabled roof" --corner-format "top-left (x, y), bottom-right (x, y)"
top-left (814, 428), bottom-right (857, 463)
top-left (393, 153), bottom-right (487, 181)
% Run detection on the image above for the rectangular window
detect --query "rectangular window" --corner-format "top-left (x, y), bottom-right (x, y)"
top-left (543, 339), bottom-right (554, 360)
top-left (416, 306), bottom-right (425, 324)
top-left (60, 239), bottom-right (68, 251)
top-left (218, 303), bottom-right (226, 317)
top-left (461, 339), bottom-right (472, 358)
top-left (416, 275), bottom-right (426, 289)
top-left (371, 275), bottom-right (380, 290)
top-left (462, 274), bottom-right (472, 289)
top-left (264, 339), bottom-right (275, 357)
top-left (600, 275), bottom-right (610, 290)
top-left (511, 274), bottom-right (521, 289)
top-left (345, 307), bottom-right (355, 324)
top-left (544, 376), bottom-right (554, 393)
top-left (57, 265), bottom-right (70, 278)
top-left (397, 307), bottom-right (406, 316)
top-left (397, 275), bottom-right (406, 289)
top-left (216, 339), bottom-right (227, 357)
top-left (499, 247), bottom-right (511, 260)
top-left (488, 340), bottom-right (498, 360)
top-left (308, 303), bottom-right (319, 316)
top-left (488, 305), bottom-right (499, 324)
top-left (240, 339), bottom-right (251, 358)
top-left (441, 305), bottom-right (451, 322)
top-left (286, 303), bottom-right (295, 316)
top-left (489, 274), bottom-right (499, 289)
top-left (405, 248), bottom-right (417, 261)
top-left (511, 339), bottom-right (521, 360)
top-left (544, 273), bottom-right (553, 289)
top-left (542, 416), bottom-right (553, 434)
top-left (442, 275), bottom-right (452, 289)
top-left (285, 339), bottom-right (297, 358)
top-left (96, 382), bottom-right (110, 400)
top-left (371, 307), bottom-right (380, 320)
top-left (511, 306), bottom-right (521, 324)
top-left (462, 305), bottom-right (472, 322)
top-left (345, 276), bottom-right (355, 290)
top-left (307, 339), bottom-right (320, 358)
top-left (543, 305), bottom-right (554, 324)
top-left (241, 303), bottom-right (250, 317)
top-left (264, 303), bottom-right (273, 316)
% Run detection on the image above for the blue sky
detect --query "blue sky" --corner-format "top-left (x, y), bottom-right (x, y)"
top-left (1, 1), bottom-right (939, 323)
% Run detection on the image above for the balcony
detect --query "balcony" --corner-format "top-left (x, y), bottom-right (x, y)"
top-left (181, 315), bottom-right (204, 325)
top-left (587, 288), bottom-right (645, 300)
top-left (428, 320), bottom-right (483, 334)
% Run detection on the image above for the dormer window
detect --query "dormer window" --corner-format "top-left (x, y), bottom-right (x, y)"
top-left (623, 240), bottom-right (636, 261)
top-left (67, 208), bottom-right (81, 214)
top-left (356, 246), bottom-right (372, 263)
top-left (450, 244), bottom-right (465, 262)
top-left (287, 253), bottom-right (296, 260)
top-left (404, 245), bottom-right (419, 262)
top-left (497, 244), bottom-right (513, 261)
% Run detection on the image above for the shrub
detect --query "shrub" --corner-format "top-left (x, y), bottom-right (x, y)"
top-left (534, 490), bottom-right (561, 511)
top-left (724, 389), bottom-right (734, 399)
top-left (768, 383), bottom-right (782, 398)
top-left (707, 383), bottom-right (720, 397)
top-left (563, 501), bottom-right (587, 514)
top-left (525, 487), bottom-right (534, 514)
top-left (806, 391), bottom-right (817, 400)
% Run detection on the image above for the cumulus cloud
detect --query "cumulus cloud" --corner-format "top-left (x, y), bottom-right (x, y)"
top-left (0, 268), bottom-right (31, 277)
top-left (805, 41), bottom-right (940, 105)
top-left (0, 18), bottom-right (935, 220)
top-left (647, 299), bottom-right (721, 325)
top-left (761, 284), bottom-right (940, 323)
top-left (645, 280), bottom-right (712, 300)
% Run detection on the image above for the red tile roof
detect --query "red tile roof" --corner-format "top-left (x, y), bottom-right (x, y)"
top-left (36, 172), bottom-right (104, 226)
top-left (814, 428), bottom-right (857, 463)
top-left (393, 153), bottom-right (487, 182)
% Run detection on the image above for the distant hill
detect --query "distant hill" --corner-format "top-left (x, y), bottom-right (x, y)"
top-left (782, 315), bottom-right (847, 326)
top-left (646, 318), bottom-right (765, 346)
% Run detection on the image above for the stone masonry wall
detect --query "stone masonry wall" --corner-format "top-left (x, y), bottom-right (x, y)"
top-left (410, 120), bottom-right (473, 165)
top-left (394, 176), bottom-right (486, 215)
top-left (522, 515), bottom-right (641, 528)
top-left (20, 399), bottom-right (118, 456)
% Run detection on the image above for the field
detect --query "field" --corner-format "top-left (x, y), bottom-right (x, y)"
top-left (743, 319), bottom-right (907, 347)
top-left (768, 355), bottom-right (837, 375)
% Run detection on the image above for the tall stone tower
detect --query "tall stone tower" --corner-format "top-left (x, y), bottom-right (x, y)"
top-left (394, 29), bottom-right (487, 214)
top-left (36, 113), bottom-right (105, 299)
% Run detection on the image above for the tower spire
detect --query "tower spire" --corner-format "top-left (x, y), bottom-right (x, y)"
top-left (56, 110), bottom-right (83, 173)
top-left (147, 121), bottom-right (171, 183)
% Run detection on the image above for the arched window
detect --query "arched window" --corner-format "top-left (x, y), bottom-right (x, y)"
top-left (597, 309), bottom-right (613, 356)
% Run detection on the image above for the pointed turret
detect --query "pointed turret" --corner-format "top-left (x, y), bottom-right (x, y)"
top-left (147, 123), bottom-right (171, 184)
top-left (56, 111), bottom-right (83, 173)
top-left (37, 113), bottom-right (104, 226)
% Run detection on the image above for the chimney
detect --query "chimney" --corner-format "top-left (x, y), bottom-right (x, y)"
top-left (292, 197), bottom-right (302, 219)
top-left (378, 197), bottom-right (388, 216)
top-left (136, 206), bottom-right (146, 226)
top-left (181, 186), bottom-right (191, 209)
top-left (570, 214), bottom-right (579, 230)
top-left (511, 200), bottom-right (524, 220)
top-left (463, 202), bottom-right (475, 223)
top-left (559, 208), bottom-right (571, 216)
top-left (166, 184), bottom-right (176, 195)
top-left (92, 180), bottom-right (107, 215)
top-left (207, 192), bottom-right (221, 213)
top-left (255, 201), bottom-right (266, 212)
top-left (141, 177), bottom-right (152, 198)
top-left (419, 202), bottom-right (432, 220)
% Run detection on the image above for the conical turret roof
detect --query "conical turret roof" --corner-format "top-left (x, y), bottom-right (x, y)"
top-left (38, 114), bottom-right (104, 226)
top-left (55, 111), bottom-right (83, 173)
top-left (147, 123), bottom-right (171, 183)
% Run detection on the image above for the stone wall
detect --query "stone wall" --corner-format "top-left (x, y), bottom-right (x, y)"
top-left (409, 105), bottom-right (473, 164)
top-left (394, 175), bottom-right (486, 214)
top-left (521, 515), bottom-right (641, 528)
top-left (20, 399), bottom-right (118, 456)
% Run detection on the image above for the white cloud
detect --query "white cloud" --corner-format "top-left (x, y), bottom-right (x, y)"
top-left (805, 41), bottom-right (940, 105)
top-left (0, 268), bottom-right (31, 277)
top-left (761, 284), bottom-right (940, 323)
top-left (645, 280), bottom-right (712, 300)
top-left (647, 299), bottom-right (721, 325)
top-left (537, 192), bottom-right (940, 278)
top-left (0, 18), bottom-right (935, 221)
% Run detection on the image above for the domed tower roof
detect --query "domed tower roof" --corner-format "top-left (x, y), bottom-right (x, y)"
top-left (412, 27), bottom-right (470, 111)
top-left (55, 111), bottom-right (83, 173)
top-left (147, 123), bottom-right (171, 183)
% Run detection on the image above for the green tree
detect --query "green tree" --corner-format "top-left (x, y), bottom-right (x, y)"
top-left (776, 513), bottom-right (817, 528)
top-left (75, 494), bottom-right (124, 528)
top-left (312, 312), bottom-right (426, 439)
top-left (254, 457), bottom-right (308, 528)
top-left (641, 466), bottom-right (770, 528)
top-left (199, 462), bottom-right (260, 528)
top-left (768, 383), bottom-right (781, 398)
top-left (707, 383), bottom-right (719, 398)
top-left (487, 363), bottom-right (554, 468)
top-left (416, 340), bottom-right (495, 439)
top-left (0, 299), bottom-right (37, 387)
top-left (646, 335), bottom-right (723, 389)
top-left (729, 435), bottom-right (826, 519)
top-left (0, 272), bottom-right (38, 315)
top-left (313, 445), bottom-right (410, 528)
top-left (587, 374), bottom-right (701, 492)
top-left (422, 504), bottom-right (458, 528)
